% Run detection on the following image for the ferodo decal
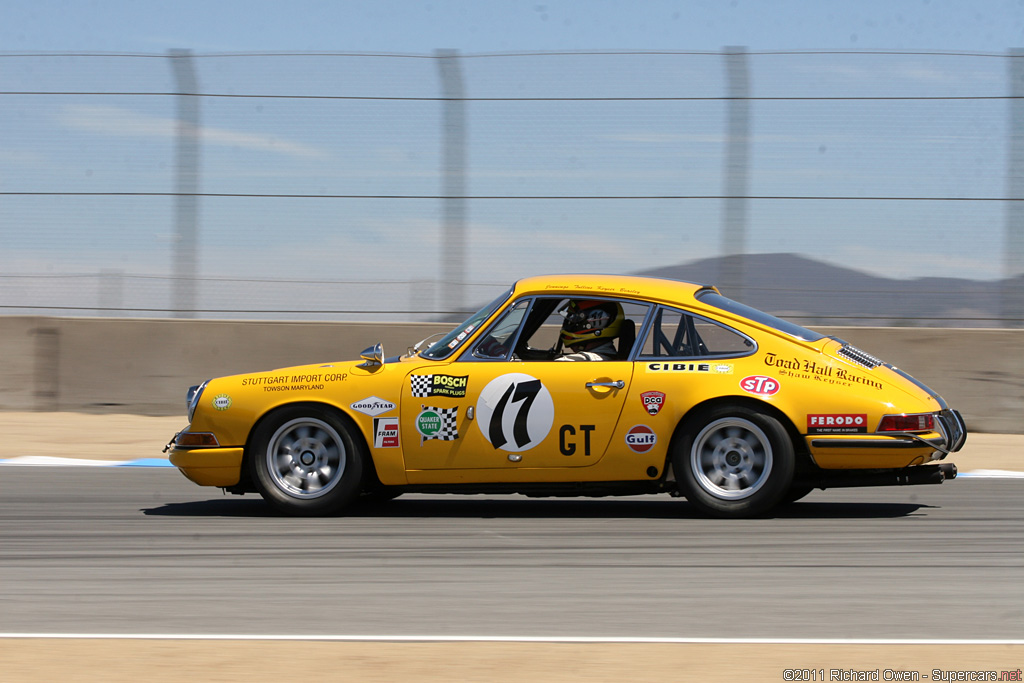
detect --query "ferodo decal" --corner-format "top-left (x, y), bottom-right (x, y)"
top-left (410, 374), bottom-right (469, 398)
top-left (416, 406), bottom-right (459, 443)
top-left (350, 396), bottom-right (396, 417)
top-left (640, 391), bottom-right (665, 416)
top-left (807, 414), bottom-right (867, 434)
top-left (373, 417), bottom-right (401, 448)
top-left (646, 362), bottom-right (733, 374)
top-left (476, 373), bottom-right (554, 452)
top-left (212, 394), bottom-right (232, 411)
top-left (625, 425), bottom-right (657, 453)
top-left (740, 375), bottom-right (780, 396)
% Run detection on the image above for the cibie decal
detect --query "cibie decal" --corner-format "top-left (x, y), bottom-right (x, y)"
top-left (212, 394), bottom-right (232, 411)
top-left (410, 374), bottom-right (469, 398)
top-left (416, 406), bottom-right (459, 443)
top-left (350, 396), bottom-right (396, 417)
top-left (625, 425), bottom-right (657, 453)
top-left (807, 414), bottom-right (867, 434)
top-left (373, 417), bottom-right (401, 448)
top-left (646, 362), bottom-right (732, 373)
top-left (740, 375), bottom-right (780, 396)
top-left (640, 391), bottom-right (666, 416)
top-left (476, 373), bottom-right (555, 453)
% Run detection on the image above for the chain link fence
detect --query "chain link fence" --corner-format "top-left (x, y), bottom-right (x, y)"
top-left (0, 49), bottom-right (1020, 324)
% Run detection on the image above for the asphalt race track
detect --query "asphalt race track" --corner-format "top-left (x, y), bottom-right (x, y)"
top-left (1, 468), bottom-right (1021, 640)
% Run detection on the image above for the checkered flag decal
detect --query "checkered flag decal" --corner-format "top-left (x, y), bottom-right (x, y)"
top-left (421, 405), bottom-right (459, 443)
top-left (410, 375), bottom-right (433, 398)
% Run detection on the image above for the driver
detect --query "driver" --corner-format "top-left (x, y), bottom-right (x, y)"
top-left (556, 299), bottom-right (624, 361)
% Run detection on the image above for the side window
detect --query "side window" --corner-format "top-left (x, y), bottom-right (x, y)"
top-left (639, 307), bottom-right (754, 358)
top-left (470, 299), bottom-right (531, 360)
top-left (517, 297), bottom-right (650, 361)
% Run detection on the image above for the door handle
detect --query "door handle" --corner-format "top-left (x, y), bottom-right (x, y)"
top-left (586, 380), bottom-right (624, 389)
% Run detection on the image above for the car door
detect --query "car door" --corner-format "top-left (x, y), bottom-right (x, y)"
top-left (400, 296), bottom-right (647, 471)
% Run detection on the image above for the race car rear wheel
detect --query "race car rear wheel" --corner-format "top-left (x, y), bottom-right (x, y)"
top-left (673, 406), bottom-right (794, 518)
top-left (250, 405), bottom-right (365, 516)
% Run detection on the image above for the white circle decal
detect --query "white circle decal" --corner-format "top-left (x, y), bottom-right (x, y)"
top-left (476, 373), bottom-right (554, 452)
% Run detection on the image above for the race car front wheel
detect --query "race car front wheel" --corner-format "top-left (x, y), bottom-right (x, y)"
top-left (250, 405), bottom-right (365, 516)
top-left (673, 406), bottom-right (794, 518)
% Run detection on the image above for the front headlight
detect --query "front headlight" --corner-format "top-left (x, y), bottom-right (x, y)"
top-left (186, 380), bottom-right (209, 422)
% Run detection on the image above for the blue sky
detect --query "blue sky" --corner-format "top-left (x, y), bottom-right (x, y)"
top-left (4, 1), bottom-right (1023, 53)
top-left (1, 1), bottom-right (1023, 317)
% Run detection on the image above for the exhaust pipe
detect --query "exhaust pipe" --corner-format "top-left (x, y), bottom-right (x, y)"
top-left (806, 463), bottom-right (957, 490)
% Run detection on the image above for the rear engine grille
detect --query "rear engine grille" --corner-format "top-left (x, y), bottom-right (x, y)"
top-left (838, 344), bottom-right (884, 369)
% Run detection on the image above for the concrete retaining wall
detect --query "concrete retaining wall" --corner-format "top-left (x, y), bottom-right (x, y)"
top-left (1, 317), bottom-right (1021, 432)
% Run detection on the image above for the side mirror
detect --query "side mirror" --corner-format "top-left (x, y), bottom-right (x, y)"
top-left (359, 343), bottom-right (384, 368)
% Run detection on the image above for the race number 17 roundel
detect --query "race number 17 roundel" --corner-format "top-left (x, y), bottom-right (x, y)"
top-left (475, 373), bottom-right (555, 452)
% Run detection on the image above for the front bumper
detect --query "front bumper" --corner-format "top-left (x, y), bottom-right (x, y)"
top-left (168, 444), bottom-right (244, 487)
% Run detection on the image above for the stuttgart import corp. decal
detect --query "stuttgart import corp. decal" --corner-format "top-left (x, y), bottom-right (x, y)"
top-left (476, 373), bottom-right (555, 452)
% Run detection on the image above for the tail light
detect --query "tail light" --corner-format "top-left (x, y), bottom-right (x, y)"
top-left (878, 413), bottom-right (935, 433)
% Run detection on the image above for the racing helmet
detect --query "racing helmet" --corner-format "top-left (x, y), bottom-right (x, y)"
top-left (559, 300), bottom-right (624, 348)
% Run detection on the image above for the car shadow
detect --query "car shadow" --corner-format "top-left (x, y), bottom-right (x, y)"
top-left (142, 495), bottom-right (933, 520)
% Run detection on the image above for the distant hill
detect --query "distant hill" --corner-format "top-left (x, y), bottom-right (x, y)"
top-left (635, 253), bottom-right (1014, 326)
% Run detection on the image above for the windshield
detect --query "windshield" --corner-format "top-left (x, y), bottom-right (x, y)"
top-left (421, 287), bottom-right (514, 360)
top-left (696, 290), bottom-right (826, 342)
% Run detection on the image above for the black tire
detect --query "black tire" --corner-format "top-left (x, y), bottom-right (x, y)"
top-left (250, 405), bottom-right (365, 516)
top-left (673, 405), bottom-right (795, 518)
top-left (780, 484), bottom-right (815, 505)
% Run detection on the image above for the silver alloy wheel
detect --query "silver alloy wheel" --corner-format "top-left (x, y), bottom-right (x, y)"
top-left (265, 417), bottom-right (347, 499)
top-left (690, 417), bottom-right (773, 500)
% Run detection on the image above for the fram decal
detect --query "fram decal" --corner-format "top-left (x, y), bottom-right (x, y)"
top-left (410, 374), bottom-right (469, 398)
top-left (373, 417), bottom-right (401, 448)
top-left (740, 375), bottom-right (780, 396)
top-left (640, 391), bottom-right (666, 416)
top-left (350, 396), bottom-right (396, 417)
top-left (476, 373), bottom-right (555, 453)
top-left (807, 414), bottom-right (867, 434)
top-left (625, 425), bottom-right (657, 453)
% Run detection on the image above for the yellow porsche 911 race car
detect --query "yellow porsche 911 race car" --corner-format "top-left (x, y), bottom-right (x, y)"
top-left (167, 274), bottom-right (966, 518)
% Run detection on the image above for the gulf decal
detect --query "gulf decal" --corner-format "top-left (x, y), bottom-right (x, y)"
top-left (640, 391), bottom-right (666, 416)
top-left (625, 425), bottom-right (657, 453)
top-left (807, 414), bottom-right (867, 434)
top-left (739, 375), bottom-right (780, 396)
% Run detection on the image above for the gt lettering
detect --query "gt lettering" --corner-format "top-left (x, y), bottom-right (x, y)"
top-left (559, 424), bottom-right (596, 456)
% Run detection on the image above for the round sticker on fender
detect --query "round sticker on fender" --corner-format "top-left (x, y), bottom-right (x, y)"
top-left (740, 375), bottom-right (780, 396)
top-left (625, 424), bottom-right (657, 453)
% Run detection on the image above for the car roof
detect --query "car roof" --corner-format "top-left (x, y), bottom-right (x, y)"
top-left (510, 274), bottom-right (713, 307)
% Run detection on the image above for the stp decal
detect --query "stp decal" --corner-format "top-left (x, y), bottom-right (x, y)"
top-left (373, 417), bottom-right (401, 448)
top-left (740, 375), bottom-right (780, 396)
top-left (476, 373), bottom-right (555, 453)
top-left (640, 391), bottom-right (666, 416)
top-left (625, 425), bottom-right (657, 453)
top-left (807, 414), bottom-right (867, 434)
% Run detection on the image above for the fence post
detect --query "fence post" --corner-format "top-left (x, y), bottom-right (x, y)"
top-left (169, 49), bottom-right (201, 319)
top-left (721, 46), bottom-right (750, 302)
top-left (436, 49), bottom-right (467, 318)
top-left (1004, 48), bottom-right (1024, 328)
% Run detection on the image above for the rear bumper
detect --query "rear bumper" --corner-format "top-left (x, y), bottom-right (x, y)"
top-left (168, 446), bottom-right (244, 487)
top-left (807, 409), bottom-right (967, 469)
